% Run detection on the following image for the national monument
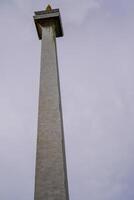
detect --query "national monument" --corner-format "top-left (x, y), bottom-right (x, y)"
top-left (33, 5), bottom-right (69, 200)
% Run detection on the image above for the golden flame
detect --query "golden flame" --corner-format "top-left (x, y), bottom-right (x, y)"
top-left (45, 4), bottom-right (52, 11)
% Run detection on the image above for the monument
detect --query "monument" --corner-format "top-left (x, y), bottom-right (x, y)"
top-left (33, 5), bottom-right (70, 200)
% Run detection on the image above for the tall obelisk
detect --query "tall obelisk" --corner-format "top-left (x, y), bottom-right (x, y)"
top-left (33, 6), bottom-right (69, 200)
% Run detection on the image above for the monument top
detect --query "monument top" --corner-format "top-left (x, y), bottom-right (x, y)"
top-left (45, 4), bottom-right (52, 11)
top-left (34, 7), bottom-right (63, 40)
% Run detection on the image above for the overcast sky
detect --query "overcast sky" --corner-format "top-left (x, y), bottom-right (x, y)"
top-left (0, 0), bottom-right (134, 200)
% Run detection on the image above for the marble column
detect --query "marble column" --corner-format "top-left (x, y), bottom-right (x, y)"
top-left (34, 8), bottom-right (69, 200)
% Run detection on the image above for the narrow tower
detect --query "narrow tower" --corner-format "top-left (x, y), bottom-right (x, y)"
top-left (33, 6), bottom-right (69, 200)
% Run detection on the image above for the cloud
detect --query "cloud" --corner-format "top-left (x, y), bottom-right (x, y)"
top-left (0, 1), bottom-right (134, 200)
top-left (59, 0), bottom-right (101, 24)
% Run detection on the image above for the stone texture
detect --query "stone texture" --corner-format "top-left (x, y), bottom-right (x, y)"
top-left (34, 11), bottom-right (69, 200)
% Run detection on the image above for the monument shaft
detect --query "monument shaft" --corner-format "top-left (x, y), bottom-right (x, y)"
top-left (34, 9), bottom-right (69, 200)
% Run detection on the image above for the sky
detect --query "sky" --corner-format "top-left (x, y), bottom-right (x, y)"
top-left (0, 0), bottom-right (134, 200)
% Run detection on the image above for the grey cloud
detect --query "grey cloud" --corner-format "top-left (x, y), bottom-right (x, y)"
top-left (0, 1), bottom-right (134, 200)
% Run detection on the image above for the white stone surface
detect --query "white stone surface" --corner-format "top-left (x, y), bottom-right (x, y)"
top-left (34, 25), bottom-right (69, 200)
